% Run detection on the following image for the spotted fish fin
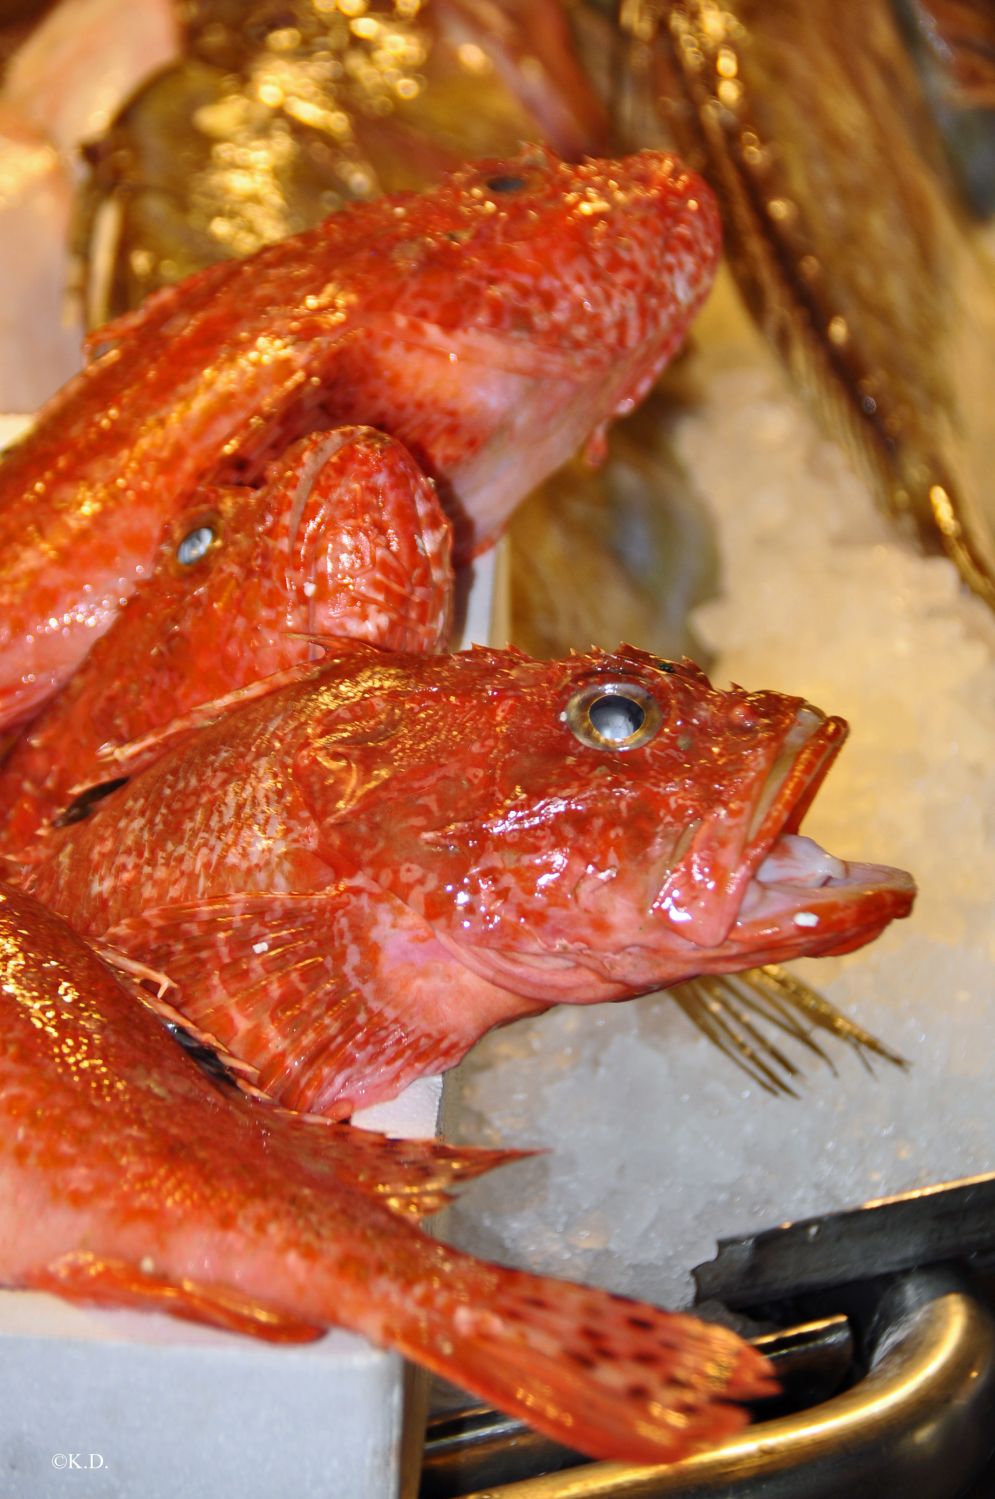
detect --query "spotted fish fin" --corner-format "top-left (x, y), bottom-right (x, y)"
top-left (23, 1252), bottom-right (323, 1343)
top-left (103, 881), bottom-right (524, 1119)
top-left (385, 1259), bottom-right (777, 1465)
top-left (256, 1113), bottom-right (534, 1221)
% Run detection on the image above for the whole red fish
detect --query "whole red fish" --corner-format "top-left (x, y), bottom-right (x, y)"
top-left (0, 880), bottom-right (775, 1464)
top-left (0, 426), bottom-right (451, 853)
top-left (26, 642), bottom-right (916, 1118)
top-left (0, 146), bottom-right (720, 733)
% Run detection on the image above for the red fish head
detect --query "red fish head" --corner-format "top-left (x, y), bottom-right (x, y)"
top-left (313, 146), bottom-right (722, 553)
top-left (313, 645), bottom-right (914, 1004)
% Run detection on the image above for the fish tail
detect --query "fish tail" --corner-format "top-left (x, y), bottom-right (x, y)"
top-left (371, 1252), bottom-right (776, 1464)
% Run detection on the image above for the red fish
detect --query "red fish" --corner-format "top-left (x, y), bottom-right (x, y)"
top-left (0, 426), bottom-right (451, 853)
top-left (0, 880), bottom-right (775, 1464)
top-left (0, 146), bottom-right (720, 733)
top-left (25, 643), bottom-right (916, 1119)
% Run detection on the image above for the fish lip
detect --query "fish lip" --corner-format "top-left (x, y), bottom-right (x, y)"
top-left (743, 709), bottom-right (850, 872)
top-left (731, 707), bottom-right (917, 950)
top-left (731, 858), bottom-right (917, 960)
top-left (645, 705), bottom-right (848, 949)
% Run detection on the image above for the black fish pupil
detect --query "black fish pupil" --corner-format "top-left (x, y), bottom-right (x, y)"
top-left (486, 175), bottom-right (527, 193)
top-left (588, 695), bottom-right (646, 742)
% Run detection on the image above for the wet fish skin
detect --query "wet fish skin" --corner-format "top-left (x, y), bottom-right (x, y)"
top-left (25, 642), bottom-right (915, 1119)
top-left (0, 426), bottom-right (451, 855)
top-left (0, 879), bottom-right (776, 1464)
top-left (0, 144), bottom-right (720, 734)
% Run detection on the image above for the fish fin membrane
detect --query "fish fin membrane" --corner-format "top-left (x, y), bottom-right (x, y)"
top-left (670, 964), bottom-right (905, 1098)
top-left (391, 1263), bottom-right (777, 1464)
top-left (103, 883), bottom-right (495, 1120)
top-left (23, 1252), bottom-right (323, 1344)
top-left (257, 1113), bottom-right (535, 1220)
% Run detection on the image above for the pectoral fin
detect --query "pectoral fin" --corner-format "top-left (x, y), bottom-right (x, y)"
top-left (23, 1252), bottom-right (323, 1343)
top-left (103, 881), bottom-right (514, 1119)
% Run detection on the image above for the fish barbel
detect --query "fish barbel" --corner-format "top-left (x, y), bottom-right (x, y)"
top-left (0, 144), bottom-right (720, 733)
top-left (0, 880), bottom-right (775, 1464)
top-left (0, 425), bottom-right (451, 853)
top-left (25, 642), bottom-right (916, 1119)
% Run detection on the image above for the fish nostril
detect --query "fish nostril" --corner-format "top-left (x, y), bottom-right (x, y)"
top-left (485, 175), bottom-right (527, 193)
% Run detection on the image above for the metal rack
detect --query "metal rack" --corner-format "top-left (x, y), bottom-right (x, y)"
top-left (421, 1269), bottom-right (995, 1498)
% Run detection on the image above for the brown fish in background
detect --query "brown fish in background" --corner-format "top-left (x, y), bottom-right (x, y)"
top-left (622, 0), bottom-right (995, 609)
top-left (78, 0), bottom-right (612, 322)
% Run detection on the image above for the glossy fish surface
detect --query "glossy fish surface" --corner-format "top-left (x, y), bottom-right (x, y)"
top-left (0, 880), bottom-right (775, 1464)
top-left (25, 642), bottom-right (916, 1119)
top-left (0, 425), bottom-right (451, 854)
top-left (0, 145), bottom-right (720, 733)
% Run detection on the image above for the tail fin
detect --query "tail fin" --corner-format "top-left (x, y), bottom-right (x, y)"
top-left (384, 1257), bottom-right (776, 1465)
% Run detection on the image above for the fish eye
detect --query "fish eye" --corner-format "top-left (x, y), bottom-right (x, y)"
top-left (485, 174), bottom-right (528, 193)
top-left (565, 681), bottom-right (663, 752)
top-left (176, 524), bottom-right (215, 565)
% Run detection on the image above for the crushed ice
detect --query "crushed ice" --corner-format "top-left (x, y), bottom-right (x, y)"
top-left (442, 273), bottom-right (995, 1312)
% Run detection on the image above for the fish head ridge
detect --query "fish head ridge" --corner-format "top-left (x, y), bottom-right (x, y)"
top-left (309, 146), bottom-right (722, 553)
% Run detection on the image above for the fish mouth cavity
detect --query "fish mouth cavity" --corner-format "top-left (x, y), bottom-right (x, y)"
top-left (736, 708), bottom-right (915, 933)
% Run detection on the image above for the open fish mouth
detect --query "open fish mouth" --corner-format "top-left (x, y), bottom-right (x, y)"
top-left (730, 709), bottom-right (916, 959)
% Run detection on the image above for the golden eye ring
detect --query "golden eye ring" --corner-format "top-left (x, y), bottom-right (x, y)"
top-left (564, 681), bottom-right (663, 752)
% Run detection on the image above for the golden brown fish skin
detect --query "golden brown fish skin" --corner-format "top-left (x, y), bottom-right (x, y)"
top-left (626, 0), bottom-right (995, 609)
top-left (0, 880), bottom-right (776, 1464)
top-left (78, 0), bottom-right (612, 322)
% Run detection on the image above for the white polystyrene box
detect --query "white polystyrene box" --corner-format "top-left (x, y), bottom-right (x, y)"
top-left (0, 413), bottom-right (507, 1499)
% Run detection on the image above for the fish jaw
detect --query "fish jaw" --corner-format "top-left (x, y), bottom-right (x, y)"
top-left (646, 707), bottom-right (850, 947)
top-left (273, 426), bottom-right (453, 653)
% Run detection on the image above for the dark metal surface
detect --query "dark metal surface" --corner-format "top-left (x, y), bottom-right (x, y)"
top-left (693, 1170), bottom-right (995, 1309)
top-left (421, 1269), bottom-right (995, 1498)
top-left (422, 1316), bottom-right (852, 1498)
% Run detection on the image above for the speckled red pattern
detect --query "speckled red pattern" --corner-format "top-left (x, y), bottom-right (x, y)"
top-left (0, 426), bottom-right (451, 853)
top-left (0, 882), bottom-right (776, 1464)
top-left (25, 643), bottom-right (914, 1119)
top-left (0, 145), bottom-right (720, 733)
